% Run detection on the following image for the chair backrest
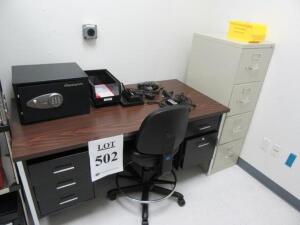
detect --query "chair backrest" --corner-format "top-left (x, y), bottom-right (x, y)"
top-left (136, 105), bottom-right (189, 156)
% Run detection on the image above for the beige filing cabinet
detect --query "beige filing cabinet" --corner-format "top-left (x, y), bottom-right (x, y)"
top-left (185, 33), bottom-right (274, 174)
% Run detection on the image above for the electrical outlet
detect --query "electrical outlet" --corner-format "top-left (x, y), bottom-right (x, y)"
top-left (260, 137), bottom-right (271, 152)
top-left (270, 144), bottom-right (281, 158)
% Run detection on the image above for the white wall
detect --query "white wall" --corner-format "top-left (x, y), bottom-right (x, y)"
top-left (0, 0), bottom-right (213, 99)
top-left (1, 0), bottom-right (299, 200)
top-left (205, 0), bottom-right (300, 199)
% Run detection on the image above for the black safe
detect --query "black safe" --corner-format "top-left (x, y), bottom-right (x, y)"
top-left (12, 63), bottom-right (90, 124)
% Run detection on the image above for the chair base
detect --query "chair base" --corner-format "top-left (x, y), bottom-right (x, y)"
top-left (107, 169), bottom-right (185, 225)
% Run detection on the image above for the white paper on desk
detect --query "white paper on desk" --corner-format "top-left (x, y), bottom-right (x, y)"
top-left (88, 135), bottom-right (123, 182)
top-left (95, 84), bottom-right (114, 98)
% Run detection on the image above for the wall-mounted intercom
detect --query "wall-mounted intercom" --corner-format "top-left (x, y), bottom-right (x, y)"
top-left (82, 24), bottom-right (97, 40)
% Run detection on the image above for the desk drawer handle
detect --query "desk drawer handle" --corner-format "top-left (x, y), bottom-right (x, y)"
top-left (56, 181), bottom-right (77, 190)
top-left (59, 196), bottom-right (78, 205)
top-left (53, 166), bottom-right (75, 174)
top-left (198, 125), bottom-right (212, 131)
top-left (197, 143), bottom-right (210, 148)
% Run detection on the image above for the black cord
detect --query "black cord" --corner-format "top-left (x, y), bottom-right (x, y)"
top-left (158, 92), bottom-right (196, 111)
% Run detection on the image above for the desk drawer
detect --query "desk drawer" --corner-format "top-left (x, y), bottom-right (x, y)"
top-left (33, 173), bottom-right (92, 201)
top-left (187, 116), bottom-right (220, 137)
top-left (28, 150), bottom-right (90, 186)
top-left (182, 132), bottom-right (218, 172)
top-left (37, 181), bottom-right (94, 216)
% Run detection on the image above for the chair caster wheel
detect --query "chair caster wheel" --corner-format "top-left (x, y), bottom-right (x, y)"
top-left (107, 192), bottom-right (117, 201)
top-left (177, 198), bottom-right (185, 207)
top-left (142, 220), bottom-right (149, 225)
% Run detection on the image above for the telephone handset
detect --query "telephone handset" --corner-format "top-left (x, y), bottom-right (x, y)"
top-left (120, 83), bottom-right (144, 106)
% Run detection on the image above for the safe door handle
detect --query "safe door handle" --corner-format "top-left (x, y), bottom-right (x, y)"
top-left (197, 143), bottom-right (210, 148)
top-left (59, 196), bottom-right (78, 205)
top-left (53, 165), bottom-right (75, 174)
top-left (56, 181), bottom-right (77, 190)
top-left (198, 125), bottom-right (212, 131)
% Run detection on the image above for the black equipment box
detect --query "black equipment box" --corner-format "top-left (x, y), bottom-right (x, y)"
top-left (85, 69), bottom-right (121, 107)
top-left (12, 63), bottom-right (90, 124)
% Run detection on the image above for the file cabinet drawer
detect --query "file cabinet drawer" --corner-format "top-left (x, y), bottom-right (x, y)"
top-left (28, 149), bottom-right (90, 186)
top-left (211, 139), bottom-right (244, 173)
top-left (182, 132), bottom-right (218, 172)
top-left (228, 82), bottom-right (262, 116)
top-left (220, 113), bottom-right (252, 144)
top-left (37, 181), bottom-right (94, 216)
top-left (234, 48), bottom-right (273, 84)
top-left (33, 173), bottom-right (92, 201)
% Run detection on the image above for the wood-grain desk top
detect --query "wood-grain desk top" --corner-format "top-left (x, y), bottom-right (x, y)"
top-left (11, 79), bottom-right (229, 161)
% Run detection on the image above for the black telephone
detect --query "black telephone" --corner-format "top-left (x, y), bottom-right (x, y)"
top-left (120, 83), bottom-right (144, 106)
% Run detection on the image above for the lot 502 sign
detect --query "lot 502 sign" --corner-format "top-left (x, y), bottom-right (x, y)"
top-left (88, 135), bottom-right (123, 182)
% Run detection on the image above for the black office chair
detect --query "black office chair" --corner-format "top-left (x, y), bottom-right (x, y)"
top-left (107, 105), bottom-right (189, 225)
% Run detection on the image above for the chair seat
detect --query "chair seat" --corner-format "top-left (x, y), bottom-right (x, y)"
top-left (131, 151), bottom-right (160, 168)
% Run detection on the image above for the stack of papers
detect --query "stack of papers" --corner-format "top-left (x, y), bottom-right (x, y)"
top-left (95, 84), bottom-right (114, 99)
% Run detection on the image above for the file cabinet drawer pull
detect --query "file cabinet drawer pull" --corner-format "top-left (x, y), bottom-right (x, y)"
top-left (225, 154), bottom-right (234, 159)
top-left (198, 125), bottom-right (212, 131)
top-left (225, 149), bottom-right (235, 159)
top-left (197, 143), bottom-right (210, 148)
top-left (53, 165), bottom-right (75, 174)
top-left (56, 181), bottom-right (77, 190)
top-left (59, 196), bottom-right (78, 205)
top-left (237, 98), bottom-right (250, 105)
top-left (225, 150), bottom-right (235, 159)
top-left (232, 126), bottom-right (242, 134)
top-left (245, 65), bottom-right (259, 71)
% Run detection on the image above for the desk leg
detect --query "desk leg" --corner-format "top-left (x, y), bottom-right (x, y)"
top-left (17, 161), bottom-right (40, 225)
